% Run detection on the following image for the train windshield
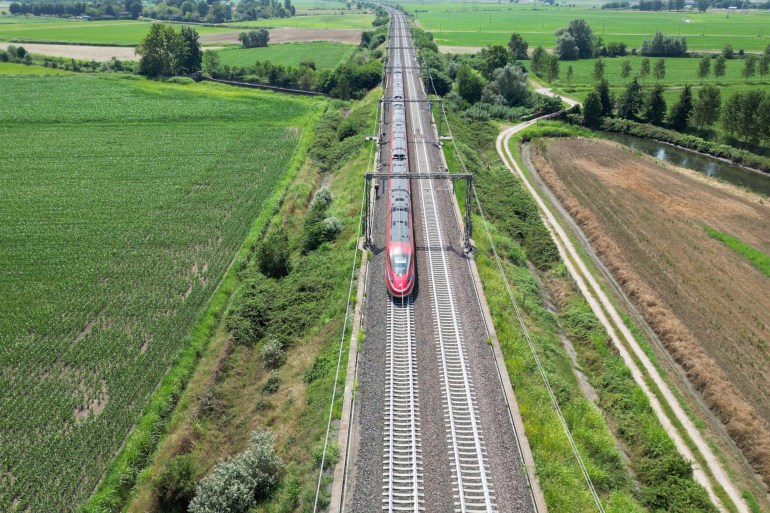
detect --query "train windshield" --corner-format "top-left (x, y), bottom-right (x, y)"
top-left (392, 255), bottom-right (408, 275)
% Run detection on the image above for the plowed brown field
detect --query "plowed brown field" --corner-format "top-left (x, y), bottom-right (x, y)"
top-left (530, 138), bottom-right (770, 486)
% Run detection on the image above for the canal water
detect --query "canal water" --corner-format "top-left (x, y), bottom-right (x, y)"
top-left (604, 132), bottom-right (770, 197)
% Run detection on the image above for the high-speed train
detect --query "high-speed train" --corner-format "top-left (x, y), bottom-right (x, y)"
top-left (385, 46), bottom-right (416, 297)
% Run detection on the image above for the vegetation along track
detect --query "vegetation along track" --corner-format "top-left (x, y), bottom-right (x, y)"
top-left (497, 119), bottom-right (750, 513)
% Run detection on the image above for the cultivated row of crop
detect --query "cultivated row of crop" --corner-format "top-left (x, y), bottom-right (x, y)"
top-left (0, 75), bottom-right (317, 512)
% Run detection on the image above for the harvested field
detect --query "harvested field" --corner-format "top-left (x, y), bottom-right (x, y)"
top-left (4, 43), bottom-right (138, 60)
top-left (198, 27), bottom-right (362, 45)
top-left (8, 43), bottom-right (224, 61)
top-left (529, 138), bottom-right (770, 487)
top-left (437, 45), bottom-right (481, 54)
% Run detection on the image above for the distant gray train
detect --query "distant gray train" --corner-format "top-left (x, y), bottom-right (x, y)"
top-left (386, 48), bottom-right (416, 297)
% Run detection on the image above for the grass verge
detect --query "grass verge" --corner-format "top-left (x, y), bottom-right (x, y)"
top-left (704, 225), bottom-right (770, 278)
top-left (117, 91), bottom-right (378, 513)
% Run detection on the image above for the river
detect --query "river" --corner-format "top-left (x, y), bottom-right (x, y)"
top-left (605, 133), bottom-right (770, 197)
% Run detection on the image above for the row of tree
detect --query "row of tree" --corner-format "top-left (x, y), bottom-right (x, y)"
top-left (9, 0), bottom-right (138, 19)
top-left (583, 78), bottom-right (770, 144)
top-left (605, 0), bottom-right (770, 10)
top-left (137, 24), bottom-right (201, 77)
top-left (239, 28), bottom-right (269, 48)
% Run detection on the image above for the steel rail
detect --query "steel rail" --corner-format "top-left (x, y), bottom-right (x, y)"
top-left (397, 13), bottom-right (496, 513)
top-left (381, 15), bottom-right (424, 513)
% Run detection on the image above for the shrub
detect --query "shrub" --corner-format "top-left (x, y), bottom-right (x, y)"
top-left (166, 76), bottom-right (195, 85)
top-left (322, 216), bottom-right (342, 241)
top-left (262, 371), bottom-right (280, 395)
top-left (310, 187), bottom-right (332, 211)
top-left (189, 429), bottom-right (283, 513)
top-left (260, 339), bottom-right (286, 369)
top-left (154, 454), bottom-right (198, 512)
top-left (256, 230), bottom-right (291, 279)
top-left (226, 274), bottom-right (274, 345)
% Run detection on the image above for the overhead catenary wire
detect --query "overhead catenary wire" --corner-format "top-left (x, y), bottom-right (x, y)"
top-left (419, 33), bottom-right (607, 513)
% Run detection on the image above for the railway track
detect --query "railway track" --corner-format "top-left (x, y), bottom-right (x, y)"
top-left (382, 295), bottom-right (423, 512)
top-left (382, 13), bottom-right (497, 513)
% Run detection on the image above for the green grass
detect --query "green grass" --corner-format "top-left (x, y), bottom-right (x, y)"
top-left (0, 74), bottom-right (323, 513)
top-left (0, 19), bottom-right (232, 45)
top-left (401, 3), bottom-right (770, 51)
top-left (225, 12), bottom-right (374, 29)
top-left (556, 55), bottom-right (762, 88)
top-left (704, 226), bottom-right (770, 278)
top-left (0, 61), bottom-right (73, 74)
top-left (216, 41), bottom-right (354, 69)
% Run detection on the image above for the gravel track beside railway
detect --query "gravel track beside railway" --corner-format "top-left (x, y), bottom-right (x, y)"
top-left (497, 120), bottom-right (750, 513)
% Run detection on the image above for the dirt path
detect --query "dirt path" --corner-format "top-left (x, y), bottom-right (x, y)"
top-left (496, 111), bottom-right (751, 513)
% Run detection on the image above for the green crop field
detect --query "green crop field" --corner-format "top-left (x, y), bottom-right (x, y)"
top-left (0, 19), bottom-right (232, 44)
top-left (216, 41), bottom-right (354, 68)
top-left (542, 55), bottom-right (768, 105)
top-left (401, 2), bottom-right (770, 52)
top-left (225, 11), bottom-right (374, 29)
top-left (555, 55), bottom-right (765, 87)
top-left (0, 75), bottom-right (321, 513)
top-left (0, 61), bottom-right (73, 74)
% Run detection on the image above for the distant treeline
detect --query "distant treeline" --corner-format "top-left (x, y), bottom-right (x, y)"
top-left (9, 0), bottom-right (128, 18)
top-left (603, 0), bottom-right (770, 9)
top-left (7, 0), bottom-right (297, 22)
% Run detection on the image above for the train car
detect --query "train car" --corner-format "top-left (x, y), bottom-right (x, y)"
top-left (385, 54), bottom-right (416, 297)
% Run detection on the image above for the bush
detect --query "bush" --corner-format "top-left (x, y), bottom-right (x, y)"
top-left (189, 429), bottom-right (283, 513)
top-left (262, 371), bottom-right (280, 395)
top-left (311, 187), bottom-right (332, 211)
top-left (165, 76), bottom-right (195, 85)
top-left (226, 274), bottom-right (274, 345)
top-left (256, 230), bottom-right (291, 279)
top-left (322, 216), bottom-right (342, 240)
top-left (154, 454), bottom-right (198, 512)
top-left (260, 339), bottom-right (286, 369)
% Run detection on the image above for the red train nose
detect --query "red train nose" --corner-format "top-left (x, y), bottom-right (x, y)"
top-left (388, 269), bottom-right (414, 297)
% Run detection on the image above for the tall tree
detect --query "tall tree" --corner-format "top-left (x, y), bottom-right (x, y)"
top-left (620, 59), bottom-right (632, 82)
top-left (177, 26), bottom-right (201, 74)
top-left (456, 64), bottom-right (484, 104)
top-left (546, 54), bottom-right (560, 82)
top-left (691, 84), bottom-right (721, 129)
top-left (582, 90), bottom-right (603, 127)
top-left (554, 18), bottom-right (595, 60)
top-left (554, 32), bottom-right (579, 61)
top-left (616, 77), bottom-right (643, 120)
top-left (531, 45), bottom-right (547, 76)
top-left (653, 58), bottom-right (666, 82)
top-left (697, 56), bottom-right (710, 84)
top-left (721, 92), bottom-right (740, 136)
top-left (644, 85), bottom-right (667, 125)
top-left (566, 65), bottom-right (574, 86)
top-left (508, 32), bottom-right (529, 61)
top-left (494, 64), bottom-right (530, 106)
top-left (137, 23), bottom-right (180, 77)
top-left (742, 55), bottom-right (757, 83)
top-left (480, 45), bottom-right (511, 79)
top-left (759, 55), bottom-right (770, 79)
top-left (593, 58), bottom-right (605, 81)
top-left (668, 84), bottom-right (693, 131)
top-left (714, 55), bottom-right (726, 80)
top-left (595, 79), bottom-right (613, 117)
top-left (640, 57), bottom-right (650, 84)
